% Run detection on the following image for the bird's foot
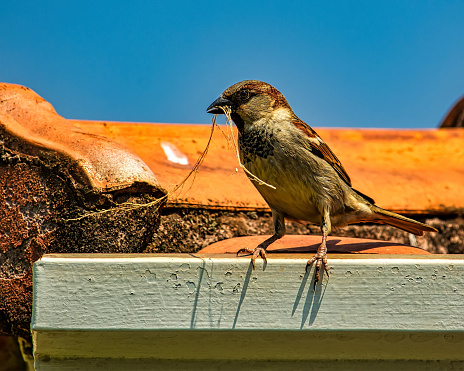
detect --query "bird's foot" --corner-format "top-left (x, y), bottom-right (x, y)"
top-left (306, 243), bottom-right (329, 288)
top-left (236, 246), bottom-right (267, 269)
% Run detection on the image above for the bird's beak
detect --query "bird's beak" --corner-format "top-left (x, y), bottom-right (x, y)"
top-left (206, 96), bottom-right (233, 114)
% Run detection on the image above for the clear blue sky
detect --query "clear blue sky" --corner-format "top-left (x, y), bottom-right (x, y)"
top-left (2, 1), bottom-right (463, 128)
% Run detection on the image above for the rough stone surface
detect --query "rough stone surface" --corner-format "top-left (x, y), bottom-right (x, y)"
top-left (0, 84), bottom-right (165, 339)
top-left (0, 162), bottom-right (161, 338)
top-left (147, 209), bottom-right (462, 255)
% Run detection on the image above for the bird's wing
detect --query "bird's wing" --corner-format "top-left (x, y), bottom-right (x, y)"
top-left (292, 119), bottom-right (352, 186)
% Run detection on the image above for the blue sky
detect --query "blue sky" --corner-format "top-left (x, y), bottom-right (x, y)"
top-left (2, 1), bottom-right (463, 128)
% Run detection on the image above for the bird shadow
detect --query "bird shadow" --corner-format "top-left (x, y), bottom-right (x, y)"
top-left (190, 259), bottom-right (206, 329)
top-left (270, 238), bottom-right (404, 254)
top-left (224, 238), bottom-right (401, 329)
top-left (232, 261), bottom-right (254, 329)
top-left (292, 267), bottom-right (328, 328)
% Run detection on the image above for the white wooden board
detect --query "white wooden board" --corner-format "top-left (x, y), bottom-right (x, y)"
top-left (32, 253), bottom-right (464, 370)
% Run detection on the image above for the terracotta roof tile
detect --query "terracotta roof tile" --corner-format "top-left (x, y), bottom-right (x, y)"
top-left (0, 83), bottom-right (162, 193)
top-left (199, 235), bottom-right (431, 255)
top-left (73, 120), bottom-right (464, 215)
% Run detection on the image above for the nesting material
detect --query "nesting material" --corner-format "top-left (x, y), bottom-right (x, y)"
top-left (220, 106), bottom-right (276, 189)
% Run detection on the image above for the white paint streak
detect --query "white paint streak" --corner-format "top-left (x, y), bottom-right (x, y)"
top-left (160, 141), bottom-right (189, 165)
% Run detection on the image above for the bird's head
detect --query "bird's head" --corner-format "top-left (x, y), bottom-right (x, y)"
top-left (206, 80), bottom-right (292, 130)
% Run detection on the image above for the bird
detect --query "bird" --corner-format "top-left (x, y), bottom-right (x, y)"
top-left (206, 80), bottom-right (437, 285)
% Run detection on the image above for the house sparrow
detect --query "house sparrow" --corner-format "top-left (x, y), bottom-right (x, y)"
top-left (206, 80), bottom-right (437, 285)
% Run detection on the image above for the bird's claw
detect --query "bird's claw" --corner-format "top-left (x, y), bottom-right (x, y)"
top-left (236, 247), bottom-right (267, 269)
top-left (306, 246), bottom-right (329, 289)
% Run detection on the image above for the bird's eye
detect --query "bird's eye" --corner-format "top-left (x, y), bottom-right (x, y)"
top-left (239, 89), bottom-right (250, 100)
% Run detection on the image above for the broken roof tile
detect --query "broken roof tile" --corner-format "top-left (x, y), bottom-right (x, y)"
top-left (0, 83), bottom-right (163, 194)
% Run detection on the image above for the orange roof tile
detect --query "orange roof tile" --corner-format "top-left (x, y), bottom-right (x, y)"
top-left (198, 235), bottom-right (431, 255)
top-left (0, 84), bottom-right (161, 193)
top-left (72, 120), bottom-right (464, 214)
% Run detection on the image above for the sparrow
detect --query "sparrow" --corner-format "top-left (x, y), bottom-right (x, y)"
top-left (206, 80), bottom-right (437, 285)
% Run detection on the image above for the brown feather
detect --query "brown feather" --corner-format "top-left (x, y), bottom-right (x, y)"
top-left (293, 119), bottom-right (352, 186)
top-left (372, 205), bottom-right (438, 236)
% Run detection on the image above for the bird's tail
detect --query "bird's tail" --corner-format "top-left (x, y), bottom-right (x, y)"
top-left (371, 206), bottom-right (437, 236)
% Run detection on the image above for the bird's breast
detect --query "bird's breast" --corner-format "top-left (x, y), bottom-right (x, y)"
top-left (238, 127), bottom-right (274, 162)
top-left (239, 148), bottom-right (322, 223)
top-left (238, 126), bottom-right (346, 223)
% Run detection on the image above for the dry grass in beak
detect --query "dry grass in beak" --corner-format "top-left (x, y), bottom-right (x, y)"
top-left (67, 109), bottom-right (275, 221)
top-left (220, 105), bottom-right (276, 190)
top-left (66, 118), bottom-right (218, 221)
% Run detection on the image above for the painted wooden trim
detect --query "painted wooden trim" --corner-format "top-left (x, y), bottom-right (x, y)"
top-left (32, 253), bottom-right (464, 369)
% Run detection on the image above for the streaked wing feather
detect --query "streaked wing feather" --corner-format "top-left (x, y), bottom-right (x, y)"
top-left (293, 120), bottom-right (352, 186)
